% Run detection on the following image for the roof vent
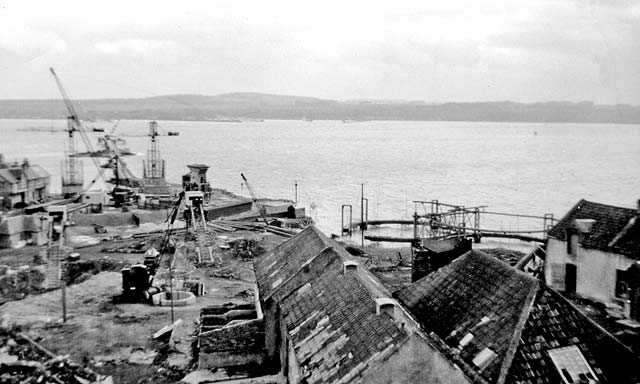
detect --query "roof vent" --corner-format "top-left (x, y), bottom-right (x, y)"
top-left (472, 348), bottom-right (497, 371)
top-left (343, 260), bottom-right (358, 274)
top-left (574, 219), bottom-right (596, 234)
top-left (375, 297), bottom-right (396, 316)
top-left (458, 333), bottom-right (474, 349)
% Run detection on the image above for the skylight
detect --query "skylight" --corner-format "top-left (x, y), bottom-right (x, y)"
top-left (548, 345), bottom-right (599, 384)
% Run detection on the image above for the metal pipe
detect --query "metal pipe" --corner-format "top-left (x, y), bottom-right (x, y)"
top-left (481, 211), bottom-right (558, 220)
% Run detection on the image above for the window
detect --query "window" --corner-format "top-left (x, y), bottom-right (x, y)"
top-left (616, 269), bottom-right (629, 299)
top-left (551, 263), bottom-right (566, 291)
top-left (566, 229), bottom-right (579, 256)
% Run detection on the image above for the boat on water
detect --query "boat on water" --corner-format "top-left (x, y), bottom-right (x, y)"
top-left (92, 127), bottom-right (106, 132)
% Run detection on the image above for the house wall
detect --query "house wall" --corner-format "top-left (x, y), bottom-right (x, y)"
top-left (0, 233), bottom-right (21, 248)
top-left (545, 238), bottom-right (636, 303)
top-left (356, 334), bottom-right (471, 384)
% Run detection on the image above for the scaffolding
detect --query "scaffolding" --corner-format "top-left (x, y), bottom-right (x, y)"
top-left (143, 121), bottom-right (166, 186)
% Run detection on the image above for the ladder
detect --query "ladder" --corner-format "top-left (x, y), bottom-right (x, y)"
top-left (44, 246), bottom-right (63, 289)
top-left (190, 203), bottom-right (214, 263)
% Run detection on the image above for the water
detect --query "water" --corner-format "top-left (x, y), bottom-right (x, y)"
top-left (1, 119), bottom-right (639, 238)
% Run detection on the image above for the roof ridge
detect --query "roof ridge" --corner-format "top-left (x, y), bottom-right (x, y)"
top-left (471, 249), bottom-right (539, 283)
top-left (608, 216), bottom-right (637, 248)
top-left (580, 199), bottom-right (637, 212)
top-left (495, 278), bottom-right (540, 384)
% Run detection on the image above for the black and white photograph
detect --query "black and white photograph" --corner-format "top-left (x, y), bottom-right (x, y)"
top-left (0, 1), bottom-right (639, 383)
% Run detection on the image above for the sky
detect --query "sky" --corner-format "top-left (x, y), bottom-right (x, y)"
top-left (0, 0), bottom-right (638, 104)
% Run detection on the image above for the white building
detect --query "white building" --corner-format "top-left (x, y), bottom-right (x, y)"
top-left (545, 199), bottom-right (640, 306)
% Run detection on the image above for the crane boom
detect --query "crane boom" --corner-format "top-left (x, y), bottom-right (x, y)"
top-left (240, 173), bottom-right (259, 203)
top-left (241, 173), bottom-right (266, 219)
top-left (49, 68), bottom-right (109, 191)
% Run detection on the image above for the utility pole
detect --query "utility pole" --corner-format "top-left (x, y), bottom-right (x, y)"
top-left (361, 183), bottom-right (364, 247)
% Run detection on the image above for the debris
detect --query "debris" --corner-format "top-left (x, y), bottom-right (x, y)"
top-left (153, 319), bottom-right (182, 341)
top-left (180, 369), bottom-right (221, 384)
top-left (166, 352), bottom-right (190, 370)
top-left (127, 349), bottom-right (157, 365)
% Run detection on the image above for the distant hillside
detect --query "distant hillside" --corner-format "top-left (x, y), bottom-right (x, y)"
top-left (0, 93), bottom-right (638, 124)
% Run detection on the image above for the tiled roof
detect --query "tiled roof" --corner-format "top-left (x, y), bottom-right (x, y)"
top-left (254, 226), bottom-right (414, 384)
top-left (547, 199), bottom-right (639, 256)
top-left (507, 287), bottom-right (639, 384)
top-left (254, 225), bottom-right (336, 300)
top-left (394, 250), bottom-right (640, 384)
top-left (395, 250), bottom-right (538, 384)
top-left (279, 247), bottom-right (407, 384)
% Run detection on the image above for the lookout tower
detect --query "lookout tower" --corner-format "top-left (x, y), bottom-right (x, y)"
top-left (183, 164), bottom-right (211, 196)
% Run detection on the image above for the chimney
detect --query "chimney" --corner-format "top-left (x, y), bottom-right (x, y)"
top-left (574, 219), bottom-right (596, 234)
top-left (343, 260), bottom-right (358, 275)
top-left (375, 297), bottom-right (396, 317)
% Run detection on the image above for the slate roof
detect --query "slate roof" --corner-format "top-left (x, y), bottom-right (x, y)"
top-left (24, 165), bottom-right (50, 181)
top-left (280, 249), bottom-right (407, 384)
top-left (254, 225), bottom-right (343, 300)
top-left (0, 164), bottom-right (49, 184)
top-left (394, 250), bottom-right (640, 384)
top-left (547, 199), bottom-right (639, 257)
top-left (254, 226), bottom-right (411, 384)
top-left (507, 287), bottom-right (639, 384)
top-left (0, 168), bottom-right (18, 184)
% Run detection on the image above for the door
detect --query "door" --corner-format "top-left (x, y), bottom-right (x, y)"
top-left (565, 264), bottom-right (577, 294)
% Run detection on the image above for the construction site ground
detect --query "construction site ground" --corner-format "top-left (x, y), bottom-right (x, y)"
top-left (1, 227), bottom-right (286, 384)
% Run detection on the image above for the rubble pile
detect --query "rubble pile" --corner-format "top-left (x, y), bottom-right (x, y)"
top-left (0, 326), bottom-right (111, 384)
top-left (101, 240), bottom-right (149, 254)
top-left (0, 266), bottom-right (47, 304)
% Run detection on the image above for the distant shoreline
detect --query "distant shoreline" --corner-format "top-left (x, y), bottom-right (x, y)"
top-left (1, 117), bottom-right (639, 126)
top-left (1, 93), bottom-right (639, 124)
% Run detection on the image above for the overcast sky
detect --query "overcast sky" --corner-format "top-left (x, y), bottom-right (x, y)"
top-left (0, 0), bottom-right (638, 103)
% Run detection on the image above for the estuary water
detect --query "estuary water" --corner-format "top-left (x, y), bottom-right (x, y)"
top-left (1, 119), bottom-right (639, 237)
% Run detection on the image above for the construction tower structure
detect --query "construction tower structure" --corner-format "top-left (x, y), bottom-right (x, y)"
top-left (142, 121), bottom-right (166, 187)
top-left (61, 117), bottom-right (84, 197)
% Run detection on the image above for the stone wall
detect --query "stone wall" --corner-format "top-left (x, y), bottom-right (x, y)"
top-left (198, 318), bottom-right (266, 369)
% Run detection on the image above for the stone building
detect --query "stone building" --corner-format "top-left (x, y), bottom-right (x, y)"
top-left (0, 155), bottom-right (50, 209)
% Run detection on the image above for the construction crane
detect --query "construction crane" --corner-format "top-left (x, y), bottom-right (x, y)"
top-left (240, 173), bottom-right (267, 219)
top-left (50, 68), bottom-right (141, 201)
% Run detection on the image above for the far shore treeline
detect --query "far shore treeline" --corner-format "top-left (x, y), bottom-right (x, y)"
top-left (1, 93), bottom-right (639, 124)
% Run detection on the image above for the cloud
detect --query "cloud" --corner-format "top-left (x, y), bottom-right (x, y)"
top-left (0, 23), bottom-right (67, 55)
top-left (0, 0), bottom-right (638, 103)
top-left (93, 39), bottom-right (174, 55)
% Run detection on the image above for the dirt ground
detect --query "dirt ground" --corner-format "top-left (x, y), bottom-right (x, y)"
top-left (0, 226), bottom-right (288, 384)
